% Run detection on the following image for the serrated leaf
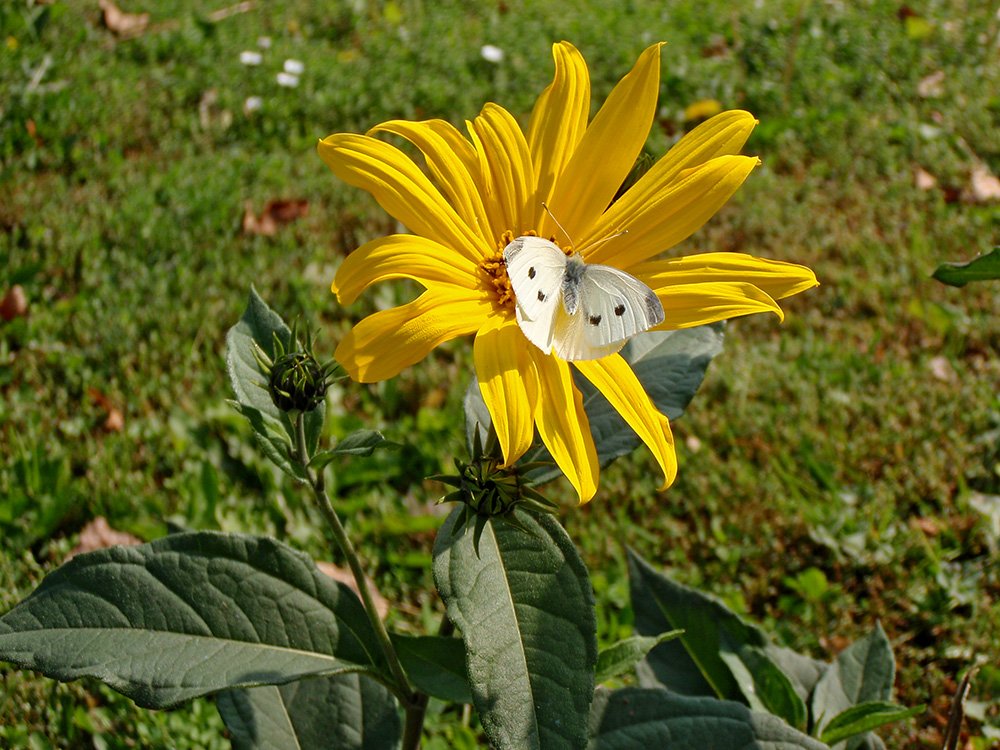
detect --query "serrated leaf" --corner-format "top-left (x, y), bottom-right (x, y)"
top-left (434, 509), bottom-right (597, 750)
top-left (226, 288), bottom-right (324, 477)
top-left (391, 634), bottom-right (472, 704)
top-left (217, 673), bottom-right (401, 750)
top-left (465, 325), bottom-right (725, 483)
top-left (0, 532), bottom-right (385, 708)
top-left (819, 701), bottom-right (923, 746)
top-left (628, 550), bottom-right (808, 729)
top-left (811, 624), bottom-right (895, 749)
top-left (932, 247), bottom-right (1000, 287)
top-left (587, 688), bottom-right (828, 750)
top-left (595, 632), bottom-right (682, 685)
top-left (311, 430), bottom-right (395, 468)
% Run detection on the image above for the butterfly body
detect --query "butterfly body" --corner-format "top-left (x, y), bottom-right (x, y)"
top-left (503, 236), bottom-right (664, 361)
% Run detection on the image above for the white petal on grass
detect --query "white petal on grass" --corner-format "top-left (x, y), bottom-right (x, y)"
top-left (276, 72), bottom-right (299, 88)
top-left (244, 96), bottom-right (263, 114)
top-left (257, 35), bottom-right (272, 49)
top-left (239, 50), bottom-right (262, 66)
top-left (480, 44), bottom-right (504, 63)
top-left (284, 58), bottom-right (305, 75)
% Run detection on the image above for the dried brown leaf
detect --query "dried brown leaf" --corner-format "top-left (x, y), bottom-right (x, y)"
top-left (88, 387), bottom-right (124, 432)
top-left (917, 70), bottom-right (945, 98)
top-left (915, 167), bottom-right (937, 191)
top-left (242, 199), bottom-right (309, 236)
top-left (68, 517), bottom-right (142, 559)
top-left (969, 163), bottom-right (1000, 203)
top-left (315, 561), bottom-right (389, 619)
top-left (1, 285), bottom-right (27, 321)
top-left (99, 0), bottom-right (150, 37)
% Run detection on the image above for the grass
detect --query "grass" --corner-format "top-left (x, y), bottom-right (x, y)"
top-left (2, 0), bottom-right (998, 746)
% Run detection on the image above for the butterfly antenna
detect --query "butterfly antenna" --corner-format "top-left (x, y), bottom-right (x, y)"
top-left (540, 202), bottom-right (575, 250)
top-left (577, 228), bottom-right (629, 256)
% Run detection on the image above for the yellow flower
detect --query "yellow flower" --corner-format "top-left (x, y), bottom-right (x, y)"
top-left (318, 42), bottom-right (817, 503)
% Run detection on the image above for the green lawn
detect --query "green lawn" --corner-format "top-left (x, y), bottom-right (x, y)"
top-left (1, 0), bottom-right (998, 747)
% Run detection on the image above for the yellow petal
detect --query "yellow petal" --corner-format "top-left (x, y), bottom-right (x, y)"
top-left (474, 316), bottom-right (538, 466)
top-left (368, 119), bottom-right (494, 247)
top-left (544, 43), bottom-right (663, 243)
top-left (631, 252), bottom-right (819, 302)
top-left (332, 234), bottom-right (481, 305)
top-left (585, 155), bottom-right (759, 268)
top-left (652, 281), bottom-right (783, 329)
top-left (335, 288), bottom-right (491, 382)
top-left (594, 111), bottom-right (757, 239)
top-left (317, 133), bottom-right (486, 263)
top-left (469, 104), bottom-right (535, 237)
top-left (527, 41), bottom-right (591, 228)
top-left (573, 355), bottom-right (677, 489)
top-left (530, 351), bottom-right (599, 503)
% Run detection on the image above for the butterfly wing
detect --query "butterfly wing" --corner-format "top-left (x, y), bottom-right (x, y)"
top-left (503, 236), bottom-right (568, 354)
top-left (552, 264), bottom-right (664, 361)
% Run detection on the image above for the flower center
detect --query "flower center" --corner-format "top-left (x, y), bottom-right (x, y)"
top-left (480, 229), bottom-right (570, 312)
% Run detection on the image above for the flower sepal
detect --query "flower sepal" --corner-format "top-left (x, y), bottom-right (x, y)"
top-left (433, 427), bottom-right (558, 554)
top-left (253, 321), bottom-right (342, 416)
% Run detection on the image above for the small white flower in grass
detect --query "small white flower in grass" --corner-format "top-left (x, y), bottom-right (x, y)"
top-left (284, 59), bottom-right (305, 75)
top-left (257, 36), bottom-right (272, 49)
top-left (239, 50), bottom-right (262, 66)
top-left (480, 44), bottom-right (504, 63)
top-left (276, 72), bottom-right (299, 88)
top-left (244, 96), bottom-right (263, 115)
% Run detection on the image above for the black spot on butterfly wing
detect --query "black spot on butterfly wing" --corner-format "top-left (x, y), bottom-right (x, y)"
top-left (537, 290), bottom-right (546, 302)
top-left (528, 267), bottom-right (536, 279)
top-left (614, 302), bottom-right (626, 316)
top-left (588, 314), bottom-right (602, 326)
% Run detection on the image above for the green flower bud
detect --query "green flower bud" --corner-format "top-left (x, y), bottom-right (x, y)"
top-left (433, 426), bottom-right (558, 546)
top-left (267, 351), bottom-right (327, 413)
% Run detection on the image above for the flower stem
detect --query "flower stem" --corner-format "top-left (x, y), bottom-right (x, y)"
top-left (292, 414), bottom-right (421, 742)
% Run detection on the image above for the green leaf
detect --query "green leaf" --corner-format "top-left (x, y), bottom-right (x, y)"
top-left (226, 287), bottom-right (324, 478)
top-left (0, 532), bottom-right (385, 708)
top-left (587, 688), bottom-right (829, 750)
top-left (768, 646), bottom-right (829, 706)
top-left (595, 632), bottom-right (682, 685)
top-left (819, 701), bottom-right (923, 746)
top-left (217, 673), bottom-right (401, 750)
top-left (391, 634), bottom-right (472, 704)
top-left (627, 550), bottom-right (808, 729)
top-left (465, 325), bottom-right (725, 480)
top-left (434, 509), bottom-right (597, 750)
top-left (932, 247), bottom-right (1000, 286)
top-left (719, 638), bottom-right (809, 731)
top-left (311, 430), bottom-right (395, 467)
top-left (811, 624), bottom-right (895, 749)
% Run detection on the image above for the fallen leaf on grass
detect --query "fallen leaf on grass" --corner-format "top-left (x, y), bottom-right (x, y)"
top-left (910, 517), bottom-right (941, 536)
top-left (917, 70), bottom-right (945, 98)
top-left (969, 163), bottom-right (1000, 202)
top-left (315, 561), bottom-right (389, 618)
top-left (99, 0), bottom-right (150, 38)
top-left (242, 199), bottom-right (309, 236)
top-left (928, 355), bottom-right (955, 382)
top-left (68, 517), bottom-right (142, 559)
top-left (1, 285), bottom-right (27, 321)
top-left (915, 167), bottom-right (937, 191)
top-left (88, 387), bottom-right (124, 432)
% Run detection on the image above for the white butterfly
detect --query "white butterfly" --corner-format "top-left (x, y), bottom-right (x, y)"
top-left (503, 236), bottom-right (664, 361)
